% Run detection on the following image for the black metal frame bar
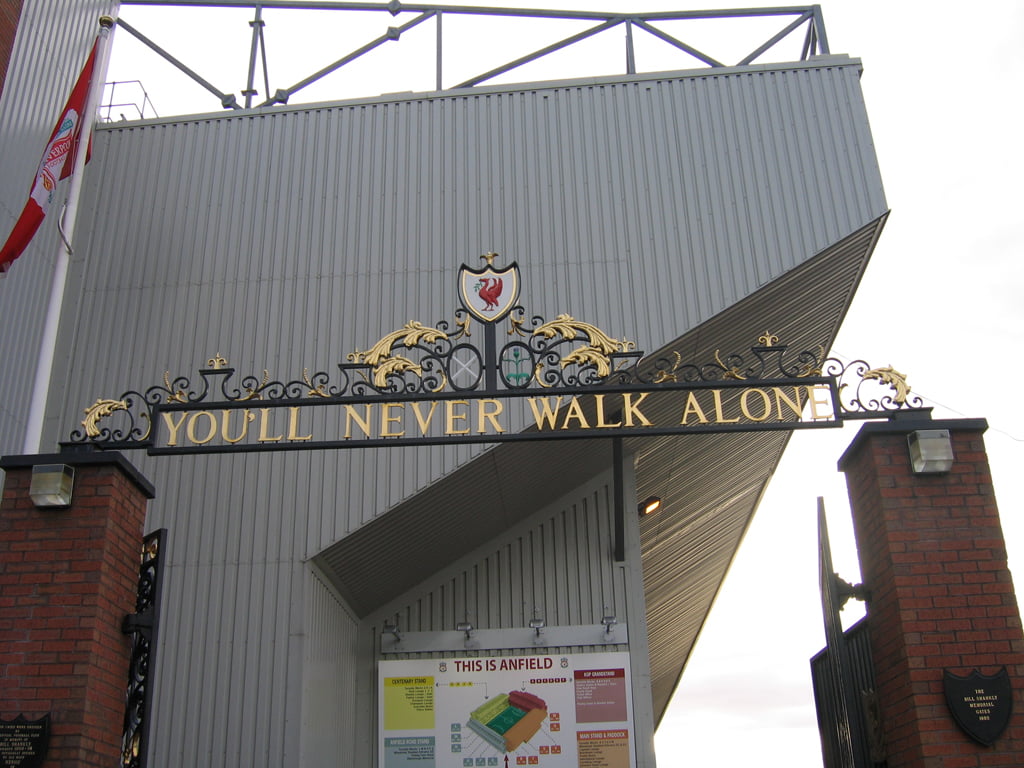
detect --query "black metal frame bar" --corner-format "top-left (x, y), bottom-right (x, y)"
top-left (112, 3), bottom-right (830, 114)
top-left (116, 18), bottom-right (241, 108)
top-left (70, 348), bottom-right (921, 455)
top-left (121, 529), bottom-right (168, 768)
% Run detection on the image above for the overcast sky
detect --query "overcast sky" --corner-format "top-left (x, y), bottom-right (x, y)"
top-left (658, 3), bottom-right (1024, 766)
top-left (103, 2), bottom-right (1024, 765)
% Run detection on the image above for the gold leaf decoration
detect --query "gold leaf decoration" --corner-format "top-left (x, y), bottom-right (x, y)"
top-left (81, 398), bottom-right (128, 438)
top-left (163, 371), bottom-right (188, 403)
top-left (373, 355), bottom-right (423, 388)
top-left (795, 346), bottom-right (826, 378)
top-left (349, 321), bottom-right (449, 367)
top-left (346, 321), bottom-right (450, 390)
top-left (303, 368), bottom-right (329, 398)
top-left (453, 315), bottom-right (472, 340)
top-left (532, 314), bottom-right (635, 374)
top-left (651, 351), bottom-right (682, 384)
top-left (509, 313), bottom-right (527, 338)
top-left (562, 346), bottom-right (612, 378)
top-left (238, 370), bottom-right (269, 401)
top-left (714, 350), bottom-right (746, 380)
top-left (863, 365), bottom-right (911, 404)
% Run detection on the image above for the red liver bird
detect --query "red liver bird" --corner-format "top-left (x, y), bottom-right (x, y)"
top-left (477, 277), bottom-right (503, 311)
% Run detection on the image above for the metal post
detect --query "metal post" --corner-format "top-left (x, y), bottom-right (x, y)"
top-left (244, 5), bottom-right (264, 108)
top-left (23, 17), bottom-right (116, 455)
top-left (625, 19), bottom-right (635, 75)
top-left (613, 437), bottom-right (625, 562)
top-left (436, 9), bottom-right (443, 91)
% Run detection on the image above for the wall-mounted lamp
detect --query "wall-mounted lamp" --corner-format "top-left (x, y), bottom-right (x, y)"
top-left (382, 620), bottom-right (401, 642)
top-left (456, 621), bottom-right (474, 640)
top-left (601, 615), bottom-right (618, 634)
top-left (907, 429), bottom-right (954, 474)
top-left (29, 464), bottom-right (75, 508)
top-left (638, 495), bottom-right (662, 517)
top-left (529, 618), bottom-right (545, 637)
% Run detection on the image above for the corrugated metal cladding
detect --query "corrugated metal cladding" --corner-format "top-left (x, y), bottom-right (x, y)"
top-left (303, 567), bottom-right (361, 767)
top-left (329, 465), bottom-right (654, 767)
top-left (0, 0), bottom-right (116, 458)
top-left (1, 56), bottom-right (886, 767)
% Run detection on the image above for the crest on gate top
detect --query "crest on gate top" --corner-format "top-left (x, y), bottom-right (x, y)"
top-left (459, 252), bottom-right (520, 323)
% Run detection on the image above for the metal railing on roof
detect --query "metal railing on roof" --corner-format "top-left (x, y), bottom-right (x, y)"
top-left (113, 2), bottom-right (830, 115)
top-left (100, 80), bottom-right (159, 121)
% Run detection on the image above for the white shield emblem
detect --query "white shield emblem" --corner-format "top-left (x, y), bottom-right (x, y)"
top-left (459, 256), bottom-right (520, 323)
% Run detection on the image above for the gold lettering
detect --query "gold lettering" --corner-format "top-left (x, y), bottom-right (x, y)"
top-left (221, 409), bottom-right (255, 444)
top-left (680, 392), bottom-right (709, 424)
top-left (740, 389), bottom-right (771, 422)
top-left (594, 394), bottom-right (622, 428)
top-left (476, 399), bottom-right (504, 434)
top-left (187, 411), bottom-right (218, 445)
top-left (287, 406), bottom-right (313, 441)
top-left (343, 404), bottom-right (373, 439)
top-left (445, 400), bottom-right (470, 434)
top-left (711, 389), bottom-right (740, 423)
top-left (623, 392), bottom-right (652, 426)
top-left (560, 397), bottom-right (590, 429)
top-left (380, 402), bottom-right (405, 438)
top-left (162, 412), bottom-right (188, 447)
top-left (258, 408), bottom-right (284, 442)
top-left (807, 385), bottom-right (834, 421)
top-left (411, 401), bottom-right (438, 435)
top-left (773, 386), bottom-right (805, 421)
top-left (527, 397), bottom-right (563, 429)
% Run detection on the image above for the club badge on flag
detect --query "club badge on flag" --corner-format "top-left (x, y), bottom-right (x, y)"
top-left (0, 38), bottom-right (99, 277)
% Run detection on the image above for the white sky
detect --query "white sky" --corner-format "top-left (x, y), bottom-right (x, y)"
top-left (103, 2), bottom-right (1024, 766)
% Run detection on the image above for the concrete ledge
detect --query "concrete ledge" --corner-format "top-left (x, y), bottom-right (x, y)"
top-left (0, 450), bottom-right (156, 499)
top-left (837, 417), bottom-right (988, 471)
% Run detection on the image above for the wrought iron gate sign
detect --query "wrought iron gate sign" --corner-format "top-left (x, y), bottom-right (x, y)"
top-left (69, 255), bottom-right (920, 455)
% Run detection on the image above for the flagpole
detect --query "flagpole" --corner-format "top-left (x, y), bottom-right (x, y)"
top-left (22, 16), bottom-right (116, 455)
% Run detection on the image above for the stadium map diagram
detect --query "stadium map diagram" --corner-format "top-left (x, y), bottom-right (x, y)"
top-left (380, 652), bottom-right (634, 768)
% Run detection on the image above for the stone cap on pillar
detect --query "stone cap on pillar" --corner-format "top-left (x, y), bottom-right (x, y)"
top-left (837, 416), bottom-right (988, 472)
top-left (0, 449), bottom-right (155, 499)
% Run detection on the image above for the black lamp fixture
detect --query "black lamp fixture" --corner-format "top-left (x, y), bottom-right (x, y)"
top-left (638, 495), bottom-right (662, 517)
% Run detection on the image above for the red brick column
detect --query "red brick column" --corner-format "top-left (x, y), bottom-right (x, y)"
top-left (0, 0), bottom-right (24, 97)
top-left (839, 418), bottom-right (1024, 767)
top-left (0, 452), bottom-right (154, 767)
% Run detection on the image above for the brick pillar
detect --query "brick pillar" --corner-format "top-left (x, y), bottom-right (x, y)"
top-left (0, 452), bottom-right (154, 767)
top-left (0, 0), bottom-right (24, 97)
top-left (839, 418), bottom-right (1024, 767)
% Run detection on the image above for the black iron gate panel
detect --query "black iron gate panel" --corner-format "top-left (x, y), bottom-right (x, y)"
top-left (121, 528), bottom-right (167, 768)
top-left (811, 618), bottom-right (886, 768)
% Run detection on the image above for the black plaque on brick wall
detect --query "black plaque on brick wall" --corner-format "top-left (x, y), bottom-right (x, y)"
top-left (0, 714), bottom-right (50, 768)
top-left (944, 668), bottom-right (1012, 746)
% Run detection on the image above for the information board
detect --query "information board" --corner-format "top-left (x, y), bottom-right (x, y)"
top-left (379, 652), bottom-right (635, 768)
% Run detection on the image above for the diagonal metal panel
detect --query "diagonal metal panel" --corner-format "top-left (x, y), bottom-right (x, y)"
top-left (316, 217), bottom-right (886, 724)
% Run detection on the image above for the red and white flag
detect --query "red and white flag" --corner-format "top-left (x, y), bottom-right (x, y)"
top-left (0, 38), bottom-right (99, 277)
